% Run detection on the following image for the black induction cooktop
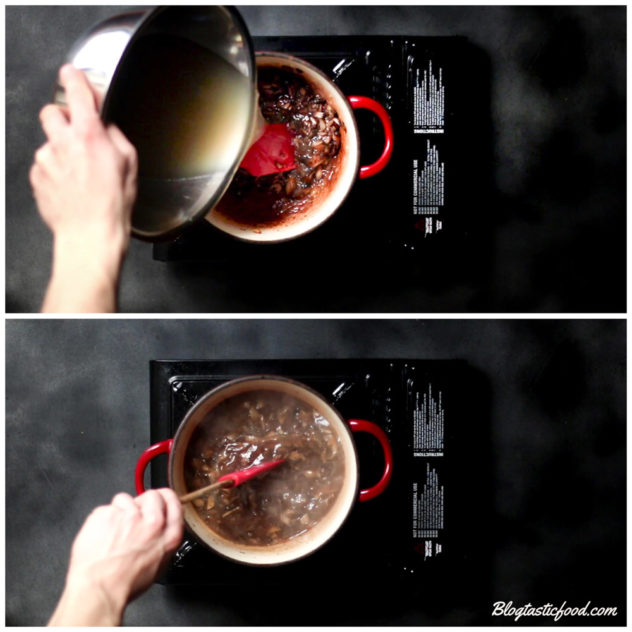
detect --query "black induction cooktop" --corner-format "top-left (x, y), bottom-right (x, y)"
top-left (153, 36), bottom-right (492, 288)
top-left (145, 358), bottom-right (492, 616)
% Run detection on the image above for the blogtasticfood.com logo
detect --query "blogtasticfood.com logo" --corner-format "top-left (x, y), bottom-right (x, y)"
top-left (492, 601), bottom-right (618, 622)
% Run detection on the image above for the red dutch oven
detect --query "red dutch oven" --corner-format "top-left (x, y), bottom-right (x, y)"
top-left (136, 375), bottom-right (393, 566)
top-left (207, 52), bottom-right (395, 243)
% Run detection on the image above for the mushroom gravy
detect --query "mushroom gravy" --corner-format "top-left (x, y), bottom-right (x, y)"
top-left (184, 390), bottom-right (345, 546)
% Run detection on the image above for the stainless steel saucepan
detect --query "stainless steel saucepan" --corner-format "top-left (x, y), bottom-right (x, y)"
top-left (56, 6), bottom-right (260, 241)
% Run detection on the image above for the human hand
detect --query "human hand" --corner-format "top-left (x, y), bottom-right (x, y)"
top-left (49, 489), bottom-right (183, 626)
top-left (30, 64), bottom-right (138, 313)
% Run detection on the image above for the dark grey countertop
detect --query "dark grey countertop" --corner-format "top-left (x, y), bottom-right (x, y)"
top-left (5, 5), bottom-right (626, 313)
top-left (5, 319), bottom-right (625, 625)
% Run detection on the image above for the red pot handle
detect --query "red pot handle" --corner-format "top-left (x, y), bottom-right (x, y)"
top-left (348, 96), bottom-right (394, 179)
top-left (348, 419), bottom-right (393, 502)
top-left (135, 439), bottom-right (173, 495)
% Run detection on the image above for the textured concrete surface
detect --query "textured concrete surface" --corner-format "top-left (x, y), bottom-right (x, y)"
top-left (5, 5), bottom-right (626, 313)
top-left (5, 319), bottom-right (625, 625)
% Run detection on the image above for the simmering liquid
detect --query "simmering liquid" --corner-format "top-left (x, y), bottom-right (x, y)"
top-left (184, 390), bottom-right (346, 547)
top-left (105, 33), bottom-right (253, 179)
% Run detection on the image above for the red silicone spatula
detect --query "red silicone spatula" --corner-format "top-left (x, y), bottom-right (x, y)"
top-left (179, 459), bottom-right (285, 504)
top-left (239, 123), bottom-right (296, 177)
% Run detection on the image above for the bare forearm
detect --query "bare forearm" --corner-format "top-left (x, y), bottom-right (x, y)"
top-left (48, 577), bottom-right (125, 626)
top-left (48, 490), bottom-right (183, 626)
top-left (42, 235), bottom-right (125, 313)
top-left (32, 66), bottom-right (137, 314)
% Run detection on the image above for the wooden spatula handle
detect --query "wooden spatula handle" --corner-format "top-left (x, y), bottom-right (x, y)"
top-left (179, 479), bottom-right (232, 504)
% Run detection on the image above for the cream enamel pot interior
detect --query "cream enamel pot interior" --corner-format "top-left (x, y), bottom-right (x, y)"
top-left (136, 375), bottom-right (393, 566)
top-left (207, 52), bottom-right (394, 243)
